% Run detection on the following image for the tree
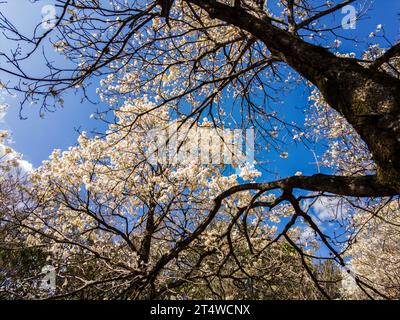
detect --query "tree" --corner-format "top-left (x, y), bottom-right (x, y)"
top-left (0, 0), bottom-right (399, 299)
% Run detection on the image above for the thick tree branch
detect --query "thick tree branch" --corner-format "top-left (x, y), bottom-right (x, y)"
top-left (216, 174), bottom-right (399, 198)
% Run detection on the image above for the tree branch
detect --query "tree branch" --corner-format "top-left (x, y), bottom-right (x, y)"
top-left (216, 174), bottom-right (398, 198)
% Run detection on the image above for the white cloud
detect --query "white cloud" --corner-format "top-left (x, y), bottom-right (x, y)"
top-left (0, 143), bottom-right (34, 174)
top-left (17, 158), bottom-right (34, 173)
top-left (312, 196), bottom-right (347, 221)
top-left (0, 103), bottom-right (34, 174)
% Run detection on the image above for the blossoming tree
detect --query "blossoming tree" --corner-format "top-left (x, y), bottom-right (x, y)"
top-left (0, 0), bottom-right (399, 299)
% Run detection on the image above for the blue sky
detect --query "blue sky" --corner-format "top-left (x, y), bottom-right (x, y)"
top-left (0, 0), bottom-right (399, 176)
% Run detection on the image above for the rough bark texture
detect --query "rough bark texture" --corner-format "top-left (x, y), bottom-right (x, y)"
top-left (187, 0), bottom-right (400, 193)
